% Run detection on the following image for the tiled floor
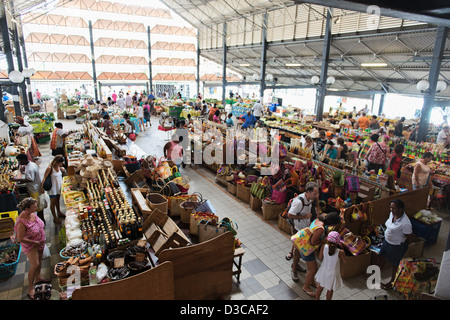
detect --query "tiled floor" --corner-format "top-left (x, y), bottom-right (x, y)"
top-left (1, 116), bottom-right (449, 300)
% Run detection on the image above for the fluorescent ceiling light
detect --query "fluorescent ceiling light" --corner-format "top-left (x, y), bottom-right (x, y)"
top-left (361, 62), bottom-right (388, 67)
top-left (239, 64), bottom-right (251, 67)
top-left (285, 63), bottom-right (302, 67)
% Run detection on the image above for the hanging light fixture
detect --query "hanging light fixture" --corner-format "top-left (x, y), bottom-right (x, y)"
top-left (436, 80), bottom-right (447, 92)
top-left (416, 80), bottom-right (430, 92)
top-left (252, 73), bottom-right (260, 81)
top-left (266, 74), bottom-right (274, 81)
top-left (311, 75), bottom-right (320, 85)
top-left (326, 76), bottom-right (336, 85)
top-left (22, 68), bottom-right (36, 78)
top-left (8, 70), bottom-right (24, 83)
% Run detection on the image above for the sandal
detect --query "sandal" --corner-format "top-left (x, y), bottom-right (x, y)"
top-left (302, 288), bottom-right (316, 298)
top-left (381, 282), bottom-right (393, 290)
top-left (285, 252), bottom-right (293, 261)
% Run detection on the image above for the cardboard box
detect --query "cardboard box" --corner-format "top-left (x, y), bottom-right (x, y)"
top-left (404, 234), bottom-right (425, 259)
top-left (340, 250), bottom-right (372, 279)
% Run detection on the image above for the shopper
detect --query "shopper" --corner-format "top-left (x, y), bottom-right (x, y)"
top-left (163, 135), bottom-right (184, 170)
top-left (41, 155), bottom-right (65, 225)
top-left (369, 115), bottom-right (380, 130)
top-left (287, 182), bottom-right (320, 280)
top-left (322, 140), bottom-right (337, 160)
top-left (357, 112), bottom-right (370, 130)
top-left (208, 103), bottom-right (218, 122)
top-left (315, 130), bottom-right (328, 155)
top-left (393, 117), bottom-right (405, 137)
top-left (225, 113), bottom-right (234, 127)
top-left (295, 212), bottom-right (342, 297)
top-left (16, 117), bottom-right (41, 159)
top-left (50, 122), bottom-right (69, 157)
top-left (134, 102), bottom-right (145, 132)
top-left (338, 115), bottom-right (352, 128)
top-left (123, 113), bottom-right (135, 138)
top-left (102, 114), bottom-right (113, 137)
top-left (125, 92), bottom-right (133, 110)
top-left (378, 199), bottom-right (413, 290)
top-left (388, 144), bottom-right (405, 181)
top-left (314, 231), bottom-right (347, 300)
top-left (378, 120), bottom-right (390, 135)
top-left (359, 134), bottom-right (378, 166)
top-left (11, 153), bottom-right (45, 223)
top-left (213, 109), bottom-right (221, 123)
top-left (336, 137), bottom-right (348, 161)
top-left (14, 197), bottom-right (46, 299)
top-left (412, 152), bottom-right (433, 190)
top-left (436, 125), bottom-right (450, 148)
top-left (252, 100), bottom-right (264, 121)
top-left (143, 102), bottom-right (151, 127)
top-left (365, 135), bottom-right (390, 173)
top-left (303, 135), bottom-right (315, 154)
top-left (241, 111), bottom-right (257, 129)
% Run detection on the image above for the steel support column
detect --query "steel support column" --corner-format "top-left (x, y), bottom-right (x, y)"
top-left (20, 30), bottom-right (33, 108)
top-left (88, 20), bottom-right (98, 102)
top-left (1, 5), bottom-right (20, 118)
top-left (314, 8), bottom-right (332, 121)
top-left (378, 94), bottom-right (386, 116)
top-left (417, 26), bottom-right (448, 142)
top-left (259, 13), bottom-right (268, 102)
top-left (12, 22), bottom-right (29, 112)
top-left (197, 31), bottom-right (201, 98)
top-left (147, 26), bottom-right (153, 95)
top-left (222, 23), bottom-right (227, 107)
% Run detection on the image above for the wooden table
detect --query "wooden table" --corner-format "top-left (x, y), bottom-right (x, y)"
top-left (233, 247), bottom-right (245, 284)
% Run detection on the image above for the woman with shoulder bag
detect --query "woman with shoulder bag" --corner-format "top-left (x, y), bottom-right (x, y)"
top-left (41, 155), bottom-right (65, 225)
top-left (365, 135), bottom-right (390, 173)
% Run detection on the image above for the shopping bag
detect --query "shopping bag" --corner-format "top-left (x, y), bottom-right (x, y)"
top-left (291, 227), bottom-right (318, 257)
top-left (194, 199), bottom-right (216, 214)
top-left (219, 217), bottom-right (238, 236)
top-left (190, 212), bottom-right (218, 235)
top-left (170, 166), bottom-right (182, 180)
top-left (198, 219), bottom-right (228, 243)
top-left (168, 194), bottom-right (190, 217)
top-left (37, 193), bottom-right (48, 211)
top-left (346, 175), bottom-right (360, 192)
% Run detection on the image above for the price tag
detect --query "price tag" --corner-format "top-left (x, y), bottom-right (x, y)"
top-left (114, 257), bottom-right (125, 268)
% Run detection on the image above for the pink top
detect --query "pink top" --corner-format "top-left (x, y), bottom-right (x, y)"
top-left (14, 213), bottom-right (46, 254)
top-left (367, 142), bottom-right (389, 165)
top-left (167, 141), bottom-right (183, 160)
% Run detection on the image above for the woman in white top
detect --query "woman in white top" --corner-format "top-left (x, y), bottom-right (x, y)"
top-left (378, 199), bottom-right (413, 290)
top-left (134, 102), bottom-right (145, 132)
top-left (315, 231), bottom-right (347, 300)
top-left (41, 155), bottom-right (65, 224)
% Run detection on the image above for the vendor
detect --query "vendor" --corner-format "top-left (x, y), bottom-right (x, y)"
top-left (338, 115), bottom-right (352, 128)
top-left (378, 199), bottom-right (413, 290)
top-left (357, 112), bottom-right (370, 130)
top-left (436, 125), bottom-right (450, 148)
top-left (10, 153), bottom-right (45, 223)
top-left (208, 103), bottom-right (218, 122)
top-left (15, 117), bottom-right (41, 159)
top-left (336, 137), bottom-right (348, 161)
top-left (241, 111), bottom-right (257, 129)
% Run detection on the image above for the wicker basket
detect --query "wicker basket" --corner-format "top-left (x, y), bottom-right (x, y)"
top-left (227, 182), bottom-right (236, 195)
top-left (146, 193), bottom-right (168, 216)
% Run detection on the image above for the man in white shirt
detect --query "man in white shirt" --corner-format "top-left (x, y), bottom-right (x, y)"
top-left (11, 153), bottom-right (45, 222)
top-left (436, 125), bottom-right (450, 147)
top-left (338, 115), bottom-right (352, 128)
top-left (252, 100), bottom-right (264, 120)
top-left (125, 93), bottom-right (133, 110)
top-left (117, 94), bottom-right (125, 110)
top-left (287, 182), bottom-right (320, 282)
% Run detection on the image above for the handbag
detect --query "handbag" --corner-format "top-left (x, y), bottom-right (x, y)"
top-left (190, 212), bottom-right (218, 236)
top-left (340, 232), bottom-right (371, 256)
top-left (197, 219), bottom-right (228, 243)
top-left (37, 193), bottom-right (48, 211)
top-left (271, 178), bottom-right (293, 204)
top-left (43, 170), bottom-right (52, 191)
top-left (291, 227), bottom-right (318, 257)
top-left (346, 175), bottom-right (360, 193)
top-left (219, 217), bottom-right (238, 236)
top-left (280, 193), bottom-right (298, 227)
top-left (250, 176), bottom-right (270, 200)
top-left (170, 166), bottom-right (182, 180)
top-left (124, 156), bottom-right (141, 174)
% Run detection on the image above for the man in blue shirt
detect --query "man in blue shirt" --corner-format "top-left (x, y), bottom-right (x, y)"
top-left (242, 111), bottom-right (256, 129)
top-left (2, 93), bottom-right (10, 102)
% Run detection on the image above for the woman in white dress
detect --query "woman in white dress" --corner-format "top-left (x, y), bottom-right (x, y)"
top-left (40, 155), bottom-right (65, 224)
top-left (315, 231), bottom-right (347, 300)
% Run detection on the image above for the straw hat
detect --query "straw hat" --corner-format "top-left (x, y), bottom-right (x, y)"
top-left (103, 160), bottom-right (113, 169)
top-left (79, 167), bottom-right (92, 178)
